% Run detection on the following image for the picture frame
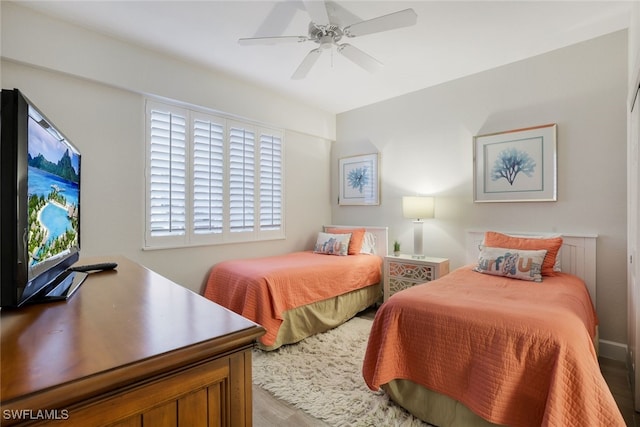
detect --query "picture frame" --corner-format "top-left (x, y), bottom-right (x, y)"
top-left (473, 123), bottom-right (557, 202)
top-left (339, 153), bottom-right (380, 205)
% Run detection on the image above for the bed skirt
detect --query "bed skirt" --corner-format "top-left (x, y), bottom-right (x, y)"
top-left (258, 283), bottom-right (380, 351)
top-left (383, 379), bottom-right (502, 427)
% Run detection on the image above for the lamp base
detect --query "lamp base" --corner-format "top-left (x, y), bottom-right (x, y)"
top-left (412, 220), bottom-right (424, 259)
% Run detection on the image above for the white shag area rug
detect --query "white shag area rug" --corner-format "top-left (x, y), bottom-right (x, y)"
top-left (252, 316), bottom-right (430, 427)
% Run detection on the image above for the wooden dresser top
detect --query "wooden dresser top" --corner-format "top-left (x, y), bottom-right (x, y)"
top-left (1, 256), bottom-right (264, 409)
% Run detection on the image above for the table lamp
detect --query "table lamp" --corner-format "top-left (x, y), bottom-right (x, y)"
top-left (402, 196), bottom-right (434, 258)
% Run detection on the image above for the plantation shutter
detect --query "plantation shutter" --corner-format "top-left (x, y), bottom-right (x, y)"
top-left (259, 132), bottom-right (283, 231)
top-left (193, 118), bottom-right (224, 234)
top-left (148, 109), bottom-right (187, 237)
top-left (145, 99), bottom-right (284, 249)
top-left (229, 126), bottom-right (255, 233)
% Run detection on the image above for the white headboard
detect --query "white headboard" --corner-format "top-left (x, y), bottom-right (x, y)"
top-left (324, 225), bottom-right (389, 256)
top-left (466, 231), bottom-right (597, 307)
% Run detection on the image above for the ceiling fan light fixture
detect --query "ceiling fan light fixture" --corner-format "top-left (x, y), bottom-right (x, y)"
top-left (238, 2), bottom-right (417, 79)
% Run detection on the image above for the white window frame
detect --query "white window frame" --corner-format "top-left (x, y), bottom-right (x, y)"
top-left (144, 99), bottom-right (285, 250)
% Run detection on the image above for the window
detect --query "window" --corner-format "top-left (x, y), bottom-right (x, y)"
top-left (145, 100), bottom-right (284, 249)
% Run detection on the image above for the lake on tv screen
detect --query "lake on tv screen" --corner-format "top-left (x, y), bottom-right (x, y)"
top-left (28, 166), bottom-right (80, 267)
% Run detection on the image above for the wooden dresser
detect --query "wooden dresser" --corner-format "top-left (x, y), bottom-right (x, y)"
top-left (0, 256), bottom-right (265, 426)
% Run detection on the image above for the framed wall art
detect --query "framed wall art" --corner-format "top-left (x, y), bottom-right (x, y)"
top-left (339, 153), bottom-right (380, 205)
top-left (474, 123), bottom-right (557, 202)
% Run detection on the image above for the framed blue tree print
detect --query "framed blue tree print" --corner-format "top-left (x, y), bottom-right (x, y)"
top-left (474, 124), bottom-right (557, 202)
top-left (339, 153), bottom-right (380, 205)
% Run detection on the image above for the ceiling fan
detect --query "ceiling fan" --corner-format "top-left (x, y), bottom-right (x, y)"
top-left (238, 1), bottom-right (417, 79)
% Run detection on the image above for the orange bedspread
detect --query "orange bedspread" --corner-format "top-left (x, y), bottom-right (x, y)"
top-left (204, 251), bottom-right (382, 346)
top-left (363, 266), bottom-right (624, 427)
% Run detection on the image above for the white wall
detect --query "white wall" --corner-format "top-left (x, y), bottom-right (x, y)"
top-left (334, 31), bottom-right (628, 352)
top-left (1, 3), bottom-right (334, 294)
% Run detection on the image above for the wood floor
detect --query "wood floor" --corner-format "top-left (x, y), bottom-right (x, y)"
top-left (253, 386), bottom-right (328, 426)
top-left (253, 313), bottom-right (640, 426)
top-left (600, 357), bottom-right (640, 427)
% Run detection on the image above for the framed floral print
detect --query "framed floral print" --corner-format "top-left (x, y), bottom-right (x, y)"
top-left (339, 153), bottom-right (380, 205)
top-left (474, 124), bottom-right (557, 202)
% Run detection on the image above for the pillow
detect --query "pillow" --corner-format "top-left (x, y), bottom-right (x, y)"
top-left (474, 246), bottom-right (547, 282)
top-left (484, 231), bottom-right (563, 276)
top-left (325, 227), bottom-right (366, 255)
top-left (314, 232), bottom-right (351, 256)
top-left (498, 233), bottom-right (563, 272)
top-left (360, 232), bottom-right (377, 255)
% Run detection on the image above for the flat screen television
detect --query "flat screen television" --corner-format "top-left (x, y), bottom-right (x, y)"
top-left (1, 88), bottom-right (86, 308)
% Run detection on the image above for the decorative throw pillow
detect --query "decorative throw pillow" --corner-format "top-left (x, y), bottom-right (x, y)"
top-left (360, 232), bottom-right (377, 255)
top-left (474, 246), bottom-right (547, 282)
top-left (484, 231), bottom-right (563, 276)
top-left (325, 227), bottom-right (366, 255)
top-left (314, 232), bottom-right (351, 256)
top-left (497, 233), bottom-right (563, 272)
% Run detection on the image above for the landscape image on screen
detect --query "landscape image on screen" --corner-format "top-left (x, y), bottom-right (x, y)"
top-left (27, 106), bottom-right (80, 268)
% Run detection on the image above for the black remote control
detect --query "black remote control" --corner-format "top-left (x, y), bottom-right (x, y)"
top-left (69, 262), bottom-right (118, 273)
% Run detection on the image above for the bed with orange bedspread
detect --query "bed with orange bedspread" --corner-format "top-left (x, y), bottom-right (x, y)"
top-left (204, 226), bottom-right (386, 350)
top-left (363, 232), bottom-right (624, 427)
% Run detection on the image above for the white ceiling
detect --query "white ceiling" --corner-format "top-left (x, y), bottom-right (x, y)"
top-left (15, 1), bottom-right (633, 114)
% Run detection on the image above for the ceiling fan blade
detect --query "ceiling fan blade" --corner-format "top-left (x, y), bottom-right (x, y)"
top-left (239, 35), bottom-right (308, 46)
top-left (304, 0), bottom-right (330, 26)
top-left (344, 8), bottom-right (417, 37)
top-left (253, 1), bottom-right (302, 37)
top-left (337, 43), bottom-right (382, 73)
top-left (324, 1), bottom-right (362, 28)
top-left (292, 48), bottom-right (323, 80)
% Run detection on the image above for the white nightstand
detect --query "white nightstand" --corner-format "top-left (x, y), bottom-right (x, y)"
top-left (383, 255), bottom-right (450, 302)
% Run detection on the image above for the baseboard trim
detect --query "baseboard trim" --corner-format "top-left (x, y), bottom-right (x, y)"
top-left (599, 339), bottom-right (628, 362)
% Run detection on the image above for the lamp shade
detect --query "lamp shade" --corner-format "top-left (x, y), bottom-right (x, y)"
top-left (402, 196), bottom-right (434, 220)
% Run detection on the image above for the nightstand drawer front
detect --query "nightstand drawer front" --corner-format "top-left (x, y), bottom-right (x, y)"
top-left (383, 256), bottom-right (449, 302)
top-left (388, 261), bottom-right (434, 282)
top-left (388, 277), bottom-right (426, 295)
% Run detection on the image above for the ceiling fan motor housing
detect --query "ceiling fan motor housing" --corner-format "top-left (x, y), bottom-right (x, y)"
top-left (309, 22), bottom-right (343, 45)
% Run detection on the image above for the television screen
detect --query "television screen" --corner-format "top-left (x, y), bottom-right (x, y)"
top-left (1, 88), bottom-right (85, 308)
top-left (27, 106), bottom-right (80, 276)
